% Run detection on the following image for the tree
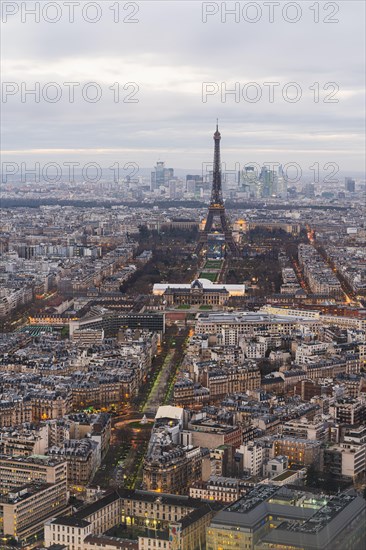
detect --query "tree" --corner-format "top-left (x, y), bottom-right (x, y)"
top-left (306, 463), bottom-right (320, 487)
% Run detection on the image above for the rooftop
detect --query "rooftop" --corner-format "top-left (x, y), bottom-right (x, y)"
top-left (210, 486), bottom-right (366, 549)
top-left (51, 516), bottom-right (91, 528)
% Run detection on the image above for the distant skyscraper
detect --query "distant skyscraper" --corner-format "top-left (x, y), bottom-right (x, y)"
top-left (151, 162), bottom-right (174, 191)
top-left (259, 166), bottom-right (277, 197)
top-left (240, 166), bottom-right (259, 197)
top-left (186, 179), bottom-right (197, 195)
top-left (169, 180), bottom-right (177, 199)
top-left (304, 183), bottom-right (315, 198)
top-left (186, 174), bottom-right (202, 195)
top-left (345, 177), bottom-right (356, 192)
top-left (240, 165), bottom-right (286, 199)
top-left (186, 174), bottom-right (202, 184)
top-left (277, 165), bottom-right (288, 198)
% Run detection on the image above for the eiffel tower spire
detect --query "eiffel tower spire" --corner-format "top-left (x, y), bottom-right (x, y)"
top-left (196, 125), bottom-right (240, 257)
top-left (211, 121), bottom-right (223, 205)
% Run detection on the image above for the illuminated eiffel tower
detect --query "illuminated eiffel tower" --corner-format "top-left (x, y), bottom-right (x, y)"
top-left (196, 123), bottom-right (240, 256)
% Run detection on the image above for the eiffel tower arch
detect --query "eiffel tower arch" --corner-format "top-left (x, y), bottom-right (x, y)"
top-left (196, 124), bottom-right (240, 257)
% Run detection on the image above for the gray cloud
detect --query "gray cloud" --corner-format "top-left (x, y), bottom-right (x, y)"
top-left (1, 1), bottom-right (365, 171)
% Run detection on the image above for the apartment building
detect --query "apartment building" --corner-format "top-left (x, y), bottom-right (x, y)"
top-left (0, 481), bottom-right (69, 545)
top-left (0, 423), bottom-right (49, 456)
top-left (280, 417), bottom-right (328, 441)
top-left (48, 439), bottom-right (100, 485)
top-left (273, 436), bottom-right (321, 466)
top-left (239, 441), bottom-right (265, 476)
top-left (330, 398), bottom-right (366, 425)
top-left (0, 454), bottom-right (67, 494)
top-left (143, 441), bottom-right (203, 495)
top-left (190, 477), bottom-right (251, 503)
top-left (323, 443), bottom-right (366, 481)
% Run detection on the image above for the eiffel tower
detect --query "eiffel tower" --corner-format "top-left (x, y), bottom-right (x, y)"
top-left (196, 123), bottom-right (240, 256)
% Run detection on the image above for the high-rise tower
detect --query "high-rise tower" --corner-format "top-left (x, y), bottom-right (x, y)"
top-left (196, 124), bottom-right (240, 256)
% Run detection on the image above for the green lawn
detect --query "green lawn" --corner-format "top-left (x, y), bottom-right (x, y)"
top-left (204, 260), bottom-right (223, 269)
top-left (199, 305), bottom-right (212, 310)
top-left (177, 304), bottom-right (191, 309)
top-left (199, 272), bottom-right (218, 282)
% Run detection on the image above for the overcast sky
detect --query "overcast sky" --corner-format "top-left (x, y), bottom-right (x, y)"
top-left (1, 1), bottom-right (365, 175)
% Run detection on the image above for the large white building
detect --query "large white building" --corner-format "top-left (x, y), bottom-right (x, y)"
top-left (153, 278), bottom-right (245, 306)
top-left (324, 443), bottom-right (366, 481)
top-left (237, 442), bottom-right (264, 476)
top-left (262, 305), bottom-right (366, 331)
top-left (153, 279), bottom-right (245, 297)
top-left (195, 311), bottom-right (319, 345)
